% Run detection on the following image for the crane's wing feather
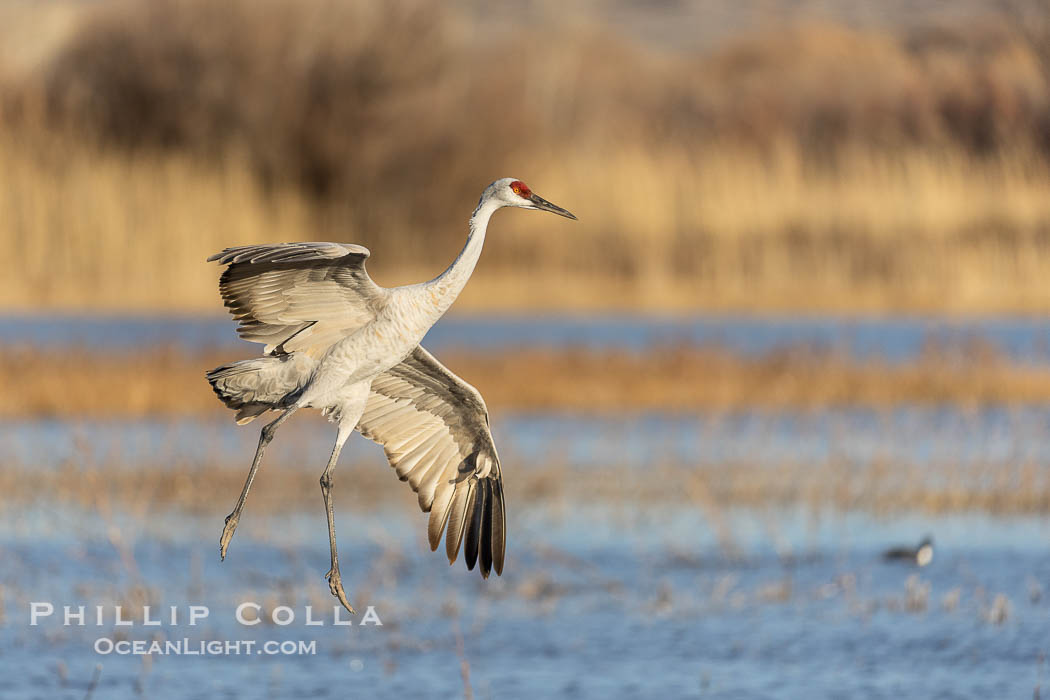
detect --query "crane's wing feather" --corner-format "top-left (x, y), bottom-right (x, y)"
top-left (357, 345), bottom-right (505, 578)
top-left (209, 242), bottom-right (387, 357)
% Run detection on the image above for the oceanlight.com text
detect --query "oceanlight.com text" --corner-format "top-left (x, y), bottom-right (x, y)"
top-left (94, 638), bottom-right (317, 656)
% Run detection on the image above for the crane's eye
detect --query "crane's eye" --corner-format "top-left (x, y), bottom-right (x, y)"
top-left (510, 181), bottom-right (532, 199)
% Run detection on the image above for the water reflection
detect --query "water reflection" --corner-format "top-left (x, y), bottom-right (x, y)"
top-left (6, 314), bottom-right (1050, 361)
top-left (7, 406), bottom-right (1050, 470)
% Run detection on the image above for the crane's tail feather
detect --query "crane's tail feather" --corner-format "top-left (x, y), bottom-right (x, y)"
top-left (206, 354), bottom-right (313, 424)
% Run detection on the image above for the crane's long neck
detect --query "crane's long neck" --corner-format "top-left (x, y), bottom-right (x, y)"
top-left (423, 196), bottom-right (499, 318)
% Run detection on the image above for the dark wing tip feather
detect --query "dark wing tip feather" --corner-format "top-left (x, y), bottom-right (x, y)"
top-left (479, 479), bottom-right (494, 578)
top-left (464, 479), bottom-right (486, 572)
top-left (492, 478), bottom-right (506, 576)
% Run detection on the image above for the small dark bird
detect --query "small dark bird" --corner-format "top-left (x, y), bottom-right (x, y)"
top-left (883, 536), bottom-right (933, 566)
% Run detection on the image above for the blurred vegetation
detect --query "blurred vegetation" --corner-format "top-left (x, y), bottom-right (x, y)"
top-left (6, 431), bottom-right (1050, 516)
top-left (2, 0), bottom-right (1050, 311)
top-left (7, 342), bottom-right (1050, 419)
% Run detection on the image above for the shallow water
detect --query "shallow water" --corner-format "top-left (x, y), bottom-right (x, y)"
top-left (7, 405), bottom-right (1050, 471)
top-left (1, 407), bottom-right (1049, 697)
top-left (1, 503), bottom-right (1048, 699)
top-left (4, 315), bottom-right (1050, 697)
top-left (6, 313), bottom-right (1050, 361)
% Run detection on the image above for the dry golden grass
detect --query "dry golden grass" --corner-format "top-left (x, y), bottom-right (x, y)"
top-left (6, 343), bottom-right (1050, 419)
top-left (2, 2), bottom-right (1050, 313)
top-left (503, 146), bottom-right (1050, 313)
top-left (5, 452), bottom-right (1049, 517)
top-left (0, 133), bottom-right (319, 311)
top-left (3, 134), bottom-right (1050, 313)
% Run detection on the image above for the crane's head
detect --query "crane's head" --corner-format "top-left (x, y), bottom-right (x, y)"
top-left (484, 177), bottom-right (577, 219)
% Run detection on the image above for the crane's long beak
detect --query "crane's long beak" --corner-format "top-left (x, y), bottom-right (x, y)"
top-left (529, 193), bottom-right (577, 220)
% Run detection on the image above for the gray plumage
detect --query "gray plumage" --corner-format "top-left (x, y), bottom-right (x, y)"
top-left (206, 178), bottom-right (575, 611)
top-left (358, 346), bottom-right (504, 576)
top-left (206, 244), bottom-right (504, 577)
top-left (210, 242), bottom-right (385, 357)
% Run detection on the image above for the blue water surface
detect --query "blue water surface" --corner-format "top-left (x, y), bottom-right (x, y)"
top-left (5, 313), bottom-right (1050, 362)
top-left (3, 314), bottom-right (1050, 698)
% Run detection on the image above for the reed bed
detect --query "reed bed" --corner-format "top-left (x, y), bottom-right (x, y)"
top-left (5, 450), bottom-right (1050, 517)
top-left (5, 133), bottom-right (1050, 314)
top-left (1, 1), bottom-right (1050, 313)
top-left (6, 343), bottom-right (1050, 419)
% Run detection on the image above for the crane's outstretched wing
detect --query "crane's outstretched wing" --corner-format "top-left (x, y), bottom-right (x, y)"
top-left (357, 346), bottom-right (506, 578)
top-left (209, 242), bottom-right (387, 358)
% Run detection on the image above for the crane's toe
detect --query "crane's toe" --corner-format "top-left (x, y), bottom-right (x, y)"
top-left (325, 567), bottom-right (356, 615)
top-left (219, 512), bottom-right (240, 561)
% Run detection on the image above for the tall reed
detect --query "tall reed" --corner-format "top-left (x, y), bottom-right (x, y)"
top-left (2, 1), bottom-right (1050, 312)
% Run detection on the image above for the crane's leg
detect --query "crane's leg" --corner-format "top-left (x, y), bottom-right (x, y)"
top-left (320, 426), bottom-right (355, 615)
top-left (220, 406), bottom-right (297, 560)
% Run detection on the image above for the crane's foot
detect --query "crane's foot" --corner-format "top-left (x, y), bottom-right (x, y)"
top-left (219, 512), bottom-right (240, 561)
top-left (325, 567), bottom-right (356, 615)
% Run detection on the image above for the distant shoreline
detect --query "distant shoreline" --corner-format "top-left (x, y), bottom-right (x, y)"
top-left (7, 343), bottom-right (1050, 419)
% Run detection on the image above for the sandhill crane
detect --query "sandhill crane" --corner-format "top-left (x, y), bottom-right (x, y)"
top-left (206, 178), bottom-right (575, 612)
